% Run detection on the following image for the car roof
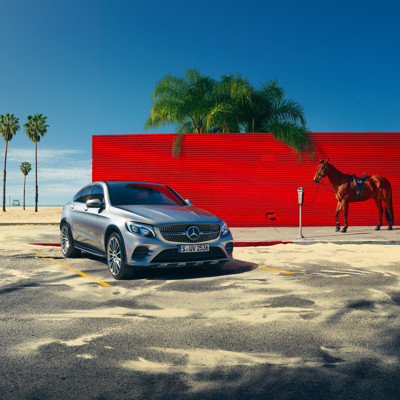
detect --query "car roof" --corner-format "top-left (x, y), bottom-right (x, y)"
top-left (98, 181), bottom-right (166, 186)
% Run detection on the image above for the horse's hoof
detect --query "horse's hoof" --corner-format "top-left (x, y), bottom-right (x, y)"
top-left (375, 226), bottom-right (381, 231)
top-left (341, 228), bottom-right (347, 233)
top-left (388, 226), bottom-right (393, 231)
top-left (335, 226), bottom-right (340, 232)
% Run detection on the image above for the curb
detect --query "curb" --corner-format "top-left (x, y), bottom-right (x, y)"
top-left (294, 240), bottom-right (400, 245)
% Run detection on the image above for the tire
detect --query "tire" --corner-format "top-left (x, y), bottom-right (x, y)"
top-left (60, 222), bottom-right (81, 258)
top-left (107, 232), bottom-right (133, 280)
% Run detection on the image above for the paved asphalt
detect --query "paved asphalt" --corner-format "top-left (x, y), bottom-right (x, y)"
top-left (230, 225), bottom-right (400, 245)
top-left (0, 224), bottom-right (399, 400)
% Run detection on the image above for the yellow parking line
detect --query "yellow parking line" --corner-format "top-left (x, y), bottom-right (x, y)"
top-left (34, 251), bottom-right (112, 287)
top-left (257, 265), bottom-right (295, 275)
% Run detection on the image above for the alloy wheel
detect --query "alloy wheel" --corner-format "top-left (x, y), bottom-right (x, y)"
top-left (60, 225), bottom-right (70, 255)
top-left (108, 237), bottom-right (121, 276)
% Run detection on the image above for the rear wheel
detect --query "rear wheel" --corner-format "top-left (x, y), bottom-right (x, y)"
top-left (60, 222), bottom-right (81, 258)
top-left (107, 232), bottom-right (133, 280)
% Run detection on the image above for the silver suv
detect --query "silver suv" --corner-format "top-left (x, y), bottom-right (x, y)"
top-left (60, 181), bottom-right (234, 279)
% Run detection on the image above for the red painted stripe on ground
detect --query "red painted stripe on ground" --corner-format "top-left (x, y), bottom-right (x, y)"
top-left (234, 241), bottom-right (292, 247)
top-left (28, 241), bottom-right (292, 248)
top-left (29, 243), bottom-right (61, 247)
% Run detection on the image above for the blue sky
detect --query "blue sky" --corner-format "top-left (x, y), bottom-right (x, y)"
top-left (1, 0), bottom-right (399, 205)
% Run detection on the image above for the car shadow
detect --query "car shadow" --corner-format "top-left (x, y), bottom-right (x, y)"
top-left (75, 252), bottom-right (257, 281)
top-left (130, 259), bottom-right (258, 281)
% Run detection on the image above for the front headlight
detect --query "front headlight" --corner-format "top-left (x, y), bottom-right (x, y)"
top-left (125, 222), bottom-right (155, 238)
top-left (220, 220), bottom-right (229, 236)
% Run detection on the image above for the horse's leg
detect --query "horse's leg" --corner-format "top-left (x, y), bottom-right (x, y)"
top-left (341, 201), bottom-right (349, 233)
top-left (335, 202), bottom-right (342, 232)
top-left (382, 191), bottom-right (394, 230)
top-left (374, 197), bottom-right (383, 230)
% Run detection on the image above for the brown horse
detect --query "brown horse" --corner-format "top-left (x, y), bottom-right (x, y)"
top-left (313, 159), bottom-right (394, 232)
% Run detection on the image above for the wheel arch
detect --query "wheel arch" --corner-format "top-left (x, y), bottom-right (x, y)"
top-left (60, 217), bottom-right (70, 229)
top-left (104, 225), bottom-right (127, 261)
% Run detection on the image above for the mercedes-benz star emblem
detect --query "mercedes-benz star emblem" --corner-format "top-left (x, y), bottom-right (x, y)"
top-left (186, 226), bottom-right (200, 241)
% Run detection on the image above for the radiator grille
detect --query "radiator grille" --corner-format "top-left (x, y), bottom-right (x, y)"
top-left (159, 223), bottom-right (220, 243)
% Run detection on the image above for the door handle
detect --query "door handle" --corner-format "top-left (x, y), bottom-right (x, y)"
top-left (70, 205), bottom-right (74, 209)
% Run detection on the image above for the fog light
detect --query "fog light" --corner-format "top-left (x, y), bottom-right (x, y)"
top-left (132, 246), bottom-right (150, 259)
top-left (225, 242), bottom-right (234, 254)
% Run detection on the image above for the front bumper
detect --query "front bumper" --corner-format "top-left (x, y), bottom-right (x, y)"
top-left (122, 229), bottom-right (234, 269)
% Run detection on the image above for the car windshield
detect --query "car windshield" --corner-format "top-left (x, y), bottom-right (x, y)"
top-left (107, 182), bottom-right (186, 206)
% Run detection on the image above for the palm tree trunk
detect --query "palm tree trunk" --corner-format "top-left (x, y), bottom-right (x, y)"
top-left (35, 140), bottom-right (38, 212)
top-left (3, 141), bottom-right (8, 212)
top-left (23, 175), bottom-right (26, 210)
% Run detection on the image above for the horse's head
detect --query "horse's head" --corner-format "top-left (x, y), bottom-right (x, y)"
top-left (313, 159), bottom-right (330, 183)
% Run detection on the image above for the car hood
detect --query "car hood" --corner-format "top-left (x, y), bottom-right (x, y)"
top-left (112, 205), bottom-right (220, 225)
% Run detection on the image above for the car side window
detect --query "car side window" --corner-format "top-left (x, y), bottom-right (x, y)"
top-left (73, 189), bottom-right (82, 202)
top-left (75, 186), bottom-right (93, 203)
top-left (91, 185), bottom-right (104, 202)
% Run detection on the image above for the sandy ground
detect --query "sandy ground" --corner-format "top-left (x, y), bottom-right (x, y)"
top-left (1, 217), bottom-right (400, 398)
top-left (1, 237), bottom-right (400, 398)
top-left (0, 207), bottom-right (62, 224)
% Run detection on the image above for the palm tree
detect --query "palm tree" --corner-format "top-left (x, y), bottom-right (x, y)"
top-left (0, 113), bottom-right (20, 212)
top-left (145, 68), bottom-right (217, 157)
top-left (145, 70), bottom-right (313, 158)
top-left (240, 80), bottom-right (313, 157)
top-left (24, 114), bottom-right (48, 212)
top-left (20, 161), bottom-right (32, 210)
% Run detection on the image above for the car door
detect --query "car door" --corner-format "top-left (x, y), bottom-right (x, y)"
top-left (80, 184), bottom-right (109, 252)
top-left (70, 185), bottom-right (94, 245)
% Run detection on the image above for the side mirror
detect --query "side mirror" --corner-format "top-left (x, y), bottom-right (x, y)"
top-left (86, 198), bottom-right (103, 208)
top-left (185, 199), bottom-right (193, 206)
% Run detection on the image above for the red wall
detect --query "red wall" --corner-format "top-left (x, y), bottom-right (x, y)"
top-left (92, 133), bottom-right (400, 227)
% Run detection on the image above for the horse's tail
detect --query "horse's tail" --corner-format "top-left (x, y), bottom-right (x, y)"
top-left (384, 189), bottom-right (394, 225)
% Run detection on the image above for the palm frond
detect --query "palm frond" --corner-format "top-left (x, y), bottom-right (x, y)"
top-left (24, 113), bottom-right (48, 142)
top-left (172, 132), bottom-right (185, 158)
top-left (272, 99), bottom-right (306, 127)
top-left (265, 120), bottom-right (314, 158)
top-left (0, 113), bottom-right (20, 141)
top-left (20, 161), bottom-right (32, 175)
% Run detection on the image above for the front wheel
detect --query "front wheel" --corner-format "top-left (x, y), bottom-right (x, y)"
top-left (60, 222), bottom-right (81, 258)
top-left (107, 232), bottom-right (133, 280)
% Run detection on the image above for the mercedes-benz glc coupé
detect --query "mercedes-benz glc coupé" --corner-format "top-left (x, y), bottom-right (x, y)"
top-left (60, 181), bottom-right (234, 279)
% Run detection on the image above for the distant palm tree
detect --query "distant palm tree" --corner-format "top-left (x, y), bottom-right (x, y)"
top-left (20, 161), bottom-right (32, 210)
top-left (24, 114), bottom-right (48, 212)
top-left (145, 70), bottom-right (313, 158)
top-left (0, 113), bottom-right (20, 212)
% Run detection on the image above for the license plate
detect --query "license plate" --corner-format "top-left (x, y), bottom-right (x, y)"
top-left (178, 244), bottom-right (210, 253)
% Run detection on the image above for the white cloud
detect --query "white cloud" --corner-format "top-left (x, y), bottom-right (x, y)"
top-left (2, 147), bottom-right (92, 205)
top-left (6, 148), bottom-right (87, 163)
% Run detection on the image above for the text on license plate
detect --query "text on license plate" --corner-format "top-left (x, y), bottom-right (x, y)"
top-left (178, 244), bottom-right (210, 253)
